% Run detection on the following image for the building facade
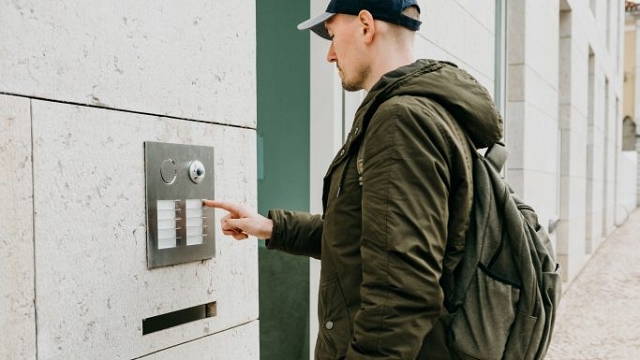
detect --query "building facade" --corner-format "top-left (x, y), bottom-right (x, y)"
top-left (624, 1), bottom-right (640, 206)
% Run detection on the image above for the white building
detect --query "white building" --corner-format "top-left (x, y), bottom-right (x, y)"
top-left (1, 0), bottom-right (636, 359)
top-left (624, 1), bottom-right (640, 208)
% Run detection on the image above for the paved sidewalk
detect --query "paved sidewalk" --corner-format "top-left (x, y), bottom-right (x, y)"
top-left (545, 207), bottom-right (640, 360)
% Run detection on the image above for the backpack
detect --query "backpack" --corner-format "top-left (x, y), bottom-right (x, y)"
top-left (444, 140), bottom-right (562, 360)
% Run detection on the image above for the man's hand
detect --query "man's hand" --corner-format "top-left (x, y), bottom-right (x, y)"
top-left (202, 200), bottom-right (273, 240)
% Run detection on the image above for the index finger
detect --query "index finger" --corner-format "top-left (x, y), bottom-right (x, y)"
top-left (202, 199), bottom-right (243, 213)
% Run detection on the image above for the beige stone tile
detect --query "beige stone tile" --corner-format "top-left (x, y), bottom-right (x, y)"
top-left (31, 100), bottom-right (258, 359)
top-left (0, 0), bottom-right (256, 128)
top-left (0, 94), bottom-right (36, 360)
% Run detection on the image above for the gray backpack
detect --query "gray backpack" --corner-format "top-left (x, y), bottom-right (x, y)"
top-left (444, 141), bottom-right (562, 360)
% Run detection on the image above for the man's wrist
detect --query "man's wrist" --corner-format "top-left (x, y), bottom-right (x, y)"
top-left (259, 218), bottom-right (274, 240)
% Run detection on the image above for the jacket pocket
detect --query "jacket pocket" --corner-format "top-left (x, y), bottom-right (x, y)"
top-left (318, 279), bottom-right (351, 358)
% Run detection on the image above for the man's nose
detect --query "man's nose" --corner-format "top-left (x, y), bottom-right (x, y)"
top-left (326, 42), bottom-right (337, 63)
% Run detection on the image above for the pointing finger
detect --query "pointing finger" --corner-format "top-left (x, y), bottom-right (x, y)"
top-left (202, 199), bottom-right (243, 214)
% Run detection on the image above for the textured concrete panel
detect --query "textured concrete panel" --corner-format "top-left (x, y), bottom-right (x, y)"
top-left (507, 0), bottom-right (525, 64)
top-left (417, 1), bottom-right (494, 89)
top-left (506, 100), bottom-right (525, 169)
top-left (526, 171), bottom-right (559, 224)
top-left (525, 66), bottom-right (558, 121)
top-left (456, 0), bottom-right (495, 31)
top-left (508, 64), bottom-right (525, 102)
top-left (421, 0), bottom-right (464, 59)
top-left (139, 321), bottom-right (259, 360)
top-left (463, 16), bottom-right (495, 81)
top-left (617, 152), bottom-right (638, 223)
top-left (557, 174), bottom-right (588, 281)
top-left (0, 95), bottom-right (36, 359)
top-left (31, 100), bottom-right (258, 359)
top-left (523, 108), bottom-right (558, 174)
top-left (1, 0), bottom-right (256, 128)
top-left (525, 0), bottom-right (559, 85)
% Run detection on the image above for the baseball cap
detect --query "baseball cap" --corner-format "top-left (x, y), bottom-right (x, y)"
top-left (297, 0), bottom-right (422, 40)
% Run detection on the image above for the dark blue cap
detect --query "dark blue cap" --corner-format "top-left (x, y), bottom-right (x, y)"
top-left (297, 0), bottom-right (421, 40)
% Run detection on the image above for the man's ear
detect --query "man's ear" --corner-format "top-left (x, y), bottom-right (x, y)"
top-left (358, 10), bottom-right (375, 44)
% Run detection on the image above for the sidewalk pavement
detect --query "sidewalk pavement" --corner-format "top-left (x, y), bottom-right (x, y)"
top-left (545, 207), bottom-right (640, 360)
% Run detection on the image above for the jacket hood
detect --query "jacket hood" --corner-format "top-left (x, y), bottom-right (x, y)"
top-left (362, 59), bottom-right (503, 148)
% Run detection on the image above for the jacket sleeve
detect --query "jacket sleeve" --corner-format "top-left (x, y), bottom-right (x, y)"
top-left (346, 100), bottom-right (451, 359)
top-left (265, 209), bottom-right (323, 260)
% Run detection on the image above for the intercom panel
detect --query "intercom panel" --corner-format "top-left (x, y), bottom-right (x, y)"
top-left (144, 141), bottom-right (215, 268)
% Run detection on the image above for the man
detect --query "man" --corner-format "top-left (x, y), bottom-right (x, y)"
top-left (204, 0), bottom-right (502, 358)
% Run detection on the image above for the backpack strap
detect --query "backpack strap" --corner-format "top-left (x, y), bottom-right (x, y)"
top-left (461, 131), bottom-right (507, 174)
top-left (485, 142), bottom-right (508, 173)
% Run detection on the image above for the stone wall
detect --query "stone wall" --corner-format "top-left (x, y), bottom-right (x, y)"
top-left (0, 1), bottom-right (259, 359)
top-left (507, 0), bottom-right (631, 281)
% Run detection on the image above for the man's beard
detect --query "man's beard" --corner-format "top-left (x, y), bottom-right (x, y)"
top-left (341, 80), bottom-right (362, 92)
top-left (339, 64), bottom-right (368, 92)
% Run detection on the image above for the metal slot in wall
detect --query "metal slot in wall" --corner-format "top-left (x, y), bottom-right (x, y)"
top-left (142, 302), bottom-right (218, 335)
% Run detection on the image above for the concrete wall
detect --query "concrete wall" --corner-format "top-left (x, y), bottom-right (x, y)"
top-left (637, 137), bottom-right (640, 204)
top-left (624, 16), bottom-right (636, 120)
top-left (618, 151), bottom-right (638, 223)
top-left (507, 0), bottom-right (634, 282)
top-left (0, 95), bottom-right (35, 359)
top-left (0, 1), bottom-right (259, 359)
top-left (418, 0), bottom-right (498, 94)
top-left (625, 12), bottom-right (640, 212)
top-left (507, 0), bottom-right (561, 233)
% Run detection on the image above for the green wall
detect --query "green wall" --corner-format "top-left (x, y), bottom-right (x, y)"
top-left (257, 1), bottom-right (310, 359)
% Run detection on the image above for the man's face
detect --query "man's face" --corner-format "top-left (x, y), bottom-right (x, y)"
top-left (325, 14), bottom-right (370, 91)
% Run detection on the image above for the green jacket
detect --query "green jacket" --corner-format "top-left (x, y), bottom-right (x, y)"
top-left (267, 60), bottom-right (503, 359)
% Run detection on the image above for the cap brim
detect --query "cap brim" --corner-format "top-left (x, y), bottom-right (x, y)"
top-left (297, 12), bottom-right (334, 40)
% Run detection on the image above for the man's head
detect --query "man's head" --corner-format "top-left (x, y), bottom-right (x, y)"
top-left (298, 0), bottom-right (421, 91)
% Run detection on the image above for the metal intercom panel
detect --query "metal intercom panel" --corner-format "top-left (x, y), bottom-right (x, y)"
top-left (144, 141), bottom-right (215, 269)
